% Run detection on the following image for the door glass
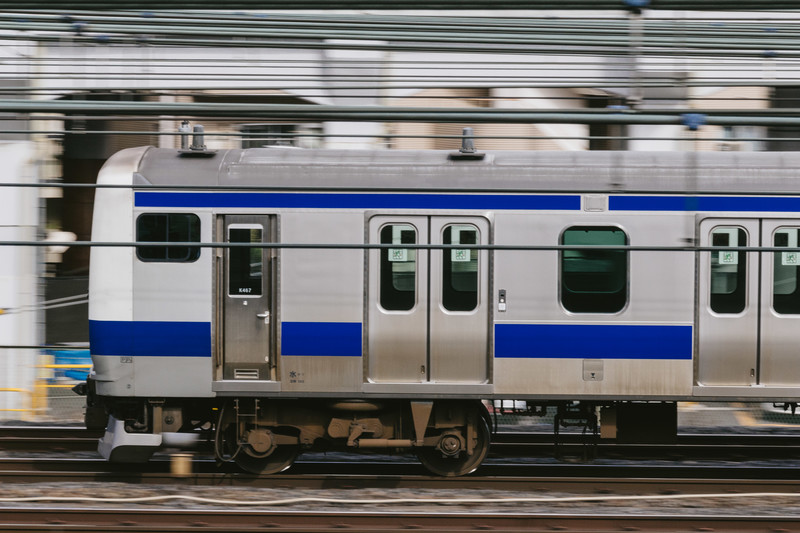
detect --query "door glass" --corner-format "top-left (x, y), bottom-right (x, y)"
top-left (710, 227), bottom-right (747, 314)
top-left (380, 224), bottom-right (416, 311)
top-left (773, 228), bottom-right (800, 314)
top-left (229, 227), bottom-right (263, 296)
top-left (442, 224), bottom-right (478, 311)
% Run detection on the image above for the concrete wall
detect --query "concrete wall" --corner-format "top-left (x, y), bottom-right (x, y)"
top-left (0, 142), bottom-right (38, 419)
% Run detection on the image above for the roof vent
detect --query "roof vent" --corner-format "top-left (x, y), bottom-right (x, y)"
top-left (448, 127), bottom-right (485, 161)
top-left (178, 122), bottom-right (217, 157)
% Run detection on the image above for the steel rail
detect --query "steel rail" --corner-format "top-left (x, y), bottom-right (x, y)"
top-left (0, 507), bottom-right (796, 533)
top-left (5, 426), bottom-right (800, 458)
top-left (9, 430), bottom-right (795, 456)
top-left (3, 455), bottom-right (800, 487)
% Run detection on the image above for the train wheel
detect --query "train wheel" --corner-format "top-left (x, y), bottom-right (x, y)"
top-left (234, 444), bottom-right (299, 475)
top-left (233, 426), bottom-right (299, 475)
top-left (416, 411), bottom-right (490, 477)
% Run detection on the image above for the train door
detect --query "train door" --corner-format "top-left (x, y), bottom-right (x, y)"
top-left (220, 215), bottom-right (275, 381)
top-left (759, 220), bottom-right (800, 386)
top-left (697, 219), bottom-right (760, 386)
top-left (367, 216), bottom-right (490, 384)
top-left (698, 218), bottom-right (800, 387)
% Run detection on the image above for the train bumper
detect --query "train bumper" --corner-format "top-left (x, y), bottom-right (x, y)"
top-left (98, 415), bottom-right (162, 462)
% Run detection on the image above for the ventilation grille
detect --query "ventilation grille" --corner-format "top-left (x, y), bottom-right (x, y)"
top-left (234, 369), bottom-right (259, 380)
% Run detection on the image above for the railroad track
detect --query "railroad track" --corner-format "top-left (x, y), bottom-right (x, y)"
top-left (3, 426), bottom-right (800, 457)
top-left (1, 508), bottom-right (799, 532)
top-left (0, 455), bottom-right (799, 489)
top-left (1, 428), bottom-right (800, 532)
top-left (0, 426), bottom-right (103, 452)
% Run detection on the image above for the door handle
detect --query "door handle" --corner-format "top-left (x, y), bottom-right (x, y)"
top-left (256, 311), bottom-right (270, 324)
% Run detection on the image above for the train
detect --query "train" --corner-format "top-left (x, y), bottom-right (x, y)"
top-left (81, 133), bottom-right (800, 476)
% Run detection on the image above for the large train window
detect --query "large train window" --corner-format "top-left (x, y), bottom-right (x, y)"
top-left (560, 226), bottom-right (627, 313)
top-left (379, 224), bottom-right (417, 311)
top-left (136, 213), bottom-right (200, 262)
top-left (442, 224), bottom-right (478, 312)
top-left (709, 227), bottom-right (747, 314)
top-left (228, 226), bottom-right (263, 296)
top-left (773, 228), bottom-right (800, 314)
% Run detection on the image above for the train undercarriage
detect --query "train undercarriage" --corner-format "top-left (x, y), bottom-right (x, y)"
top-left (82, 375), bottom-right (687, 477)
top-left (89, 394), bottom-right (492, 477)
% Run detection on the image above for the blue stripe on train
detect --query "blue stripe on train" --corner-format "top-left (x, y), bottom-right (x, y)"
top-left (609, 195), bottom-right (800, 212)
top-left (494, 323), bottom-right (692, 360)
top-left (89, 320), bottom-right (212, 357)
top-left (281, 322), bottom-right (362, 357)
top-left (89, 320), bottom-right (363, 358)
top-left (134, 191), bottom-right (581, 211)
top-left (90, 320), bottom-right (691, 360)
top-left (136, 191), bottom-right (800, 213)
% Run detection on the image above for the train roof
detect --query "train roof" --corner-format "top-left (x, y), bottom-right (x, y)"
top-left (128, 146), bottom-right (800, 194)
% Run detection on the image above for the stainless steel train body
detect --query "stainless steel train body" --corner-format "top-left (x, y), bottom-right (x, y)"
top-left (87, 145), bottom-right (800, 475)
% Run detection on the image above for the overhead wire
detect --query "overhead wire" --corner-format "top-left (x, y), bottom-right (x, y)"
top-left (0, 9), bottom-right (791, 142)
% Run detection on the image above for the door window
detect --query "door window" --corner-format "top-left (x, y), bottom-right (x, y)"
top-left (228, 226), bottom-right (263, 296)
top-left (379, 224), bottom-right (417, 311)
top-left (709, 227), bottom-right (747, 314)
top-left (442, 224), bottom-right (479, 312)
top-left (773, 227), bottom-right (800, 314)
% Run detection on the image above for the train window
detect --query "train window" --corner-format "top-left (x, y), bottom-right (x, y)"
top-left (228, 227), bottom-right (263, 296)
top-left (560, 226), bottom-right (627, 313)
top-left (773, 228), bottom-right (800, 314)
top-left (380, 224), bottom-right (416, 311)
top-left (136, 213), bottom-right (200, 262)
top-left (709, 227), bottom-right (747, 314)
top-left (442, 224), bottom-right (478, 312)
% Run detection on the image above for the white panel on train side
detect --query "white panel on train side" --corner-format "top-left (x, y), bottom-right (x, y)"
top-left (89, 147), bottom-right (144, 324)
top-left (492, 211), bottom-right (694, 398)
top-left (134, 356), bottom-right (213, 397)
top-left (278, 211), bottom-right (365, 393)
top-left (89, 148), bottom-right (144, 397)
top-left (279, 211), bottom-right (364, 323)
top-left (0, 142), bottom-right (36, 418)
top-left (130, 211), bottom-right (214, 398)
top-left (131, 212), bottom-right (213, 323)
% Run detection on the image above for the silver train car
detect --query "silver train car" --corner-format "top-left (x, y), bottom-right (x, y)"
top-left (85, 142), bottom-right (800, 475)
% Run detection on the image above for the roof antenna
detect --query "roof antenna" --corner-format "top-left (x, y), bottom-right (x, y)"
top-left (178, 123), bottom-right (217, 157)
top-left (178, 120), bottom-right (191, 150)
top-left (448, 127), bottom-right (485, 161)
